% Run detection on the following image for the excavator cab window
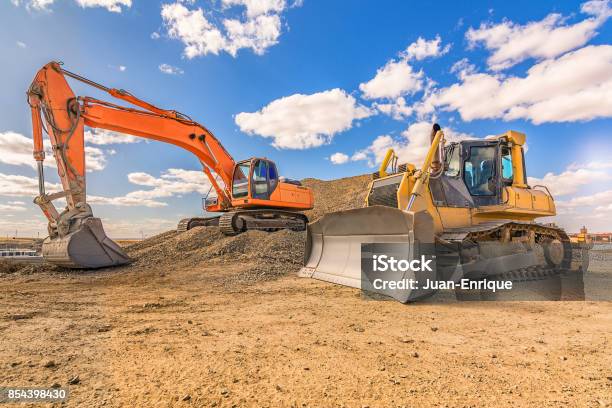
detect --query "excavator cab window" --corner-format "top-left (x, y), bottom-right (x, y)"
top-left (252, 160), bottom-right (269, 199)
top-left (268, 162), bottom-right (279, 192)
top-left (232, 162), bottom-right (250, 198)
top-left (463, 146), bottom-right (496, 196)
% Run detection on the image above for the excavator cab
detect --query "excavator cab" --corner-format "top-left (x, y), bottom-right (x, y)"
top-left (230, 158), bottom-right (279, 202)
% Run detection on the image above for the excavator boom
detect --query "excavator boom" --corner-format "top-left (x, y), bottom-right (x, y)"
top-left (27, 61), bottom-right (311, 268)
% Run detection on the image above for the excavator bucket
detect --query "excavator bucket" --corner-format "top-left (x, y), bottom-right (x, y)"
top-left (299, 206), bottom-right (438, 302)
top-left (42, 217), bottom-right (131, 269)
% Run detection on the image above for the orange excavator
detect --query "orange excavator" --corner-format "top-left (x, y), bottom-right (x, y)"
top-left (27, 61), bottom-right (314, 269)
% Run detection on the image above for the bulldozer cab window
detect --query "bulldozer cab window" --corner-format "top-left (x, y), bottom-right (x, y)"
top-left (252, 160), bottom-right (270, 199)
top-left (463, 146), bottom-right (496, 196)
top-left (501, 146), bottom-right (513, 184)
top-left (232, 162), bottom-right (250, 198)
top-left (444, 145), bottom-right (461, 177)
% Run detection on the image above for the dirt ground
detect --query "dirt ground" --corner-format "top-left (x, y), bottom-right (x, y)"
top-left (1, 248), bottom-right (611, 407)
top-left (1, 175), bottom-right (611, 407)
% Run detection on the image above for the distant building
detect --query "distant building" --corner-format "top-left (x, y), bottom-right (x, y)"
top-left (569, 226), bottom-right (612, 243)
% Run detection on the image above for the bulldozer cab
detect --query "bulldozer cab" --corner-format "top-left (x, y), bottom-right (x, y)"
top-left (231, 158), bottom-right (279, 201)
top-left (434, 137), bottom-right (525, 207)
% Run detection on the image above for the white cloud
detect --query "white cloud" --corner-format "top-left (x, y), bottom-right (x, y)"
top-left (329, 152), bottom-right (349, 165)
top-left (222, 0), bottom-right (286, 18)
top-left (87, 195), bottom-right (167, 208)
top-left (98, 217), bottom-right (179, 237)
top-left (87, 168), bottom-right (211, 208)
top-left (423, 45), bottom-right (612, 123)
top-left (85, 129), bottom-right (141, 145)
top-left (0, 130), bottom-right (114, 172)
top-left (19, 0), bottom-right (54, 11)
top-left (550, 189), bottom-right (612, 232)
top-left (350, 151), bottom-right (368, 162)
top-left (161, 0), bottom-right (289, 58)
top-left (402, 35), bottom-right (450, 61)
top-left (16, 41), bottom-right (27, 48)
top-left (374, 97), bottom-right (414, 120)
top-left (223, 14), bottom-right (282, 56)
top-left (519, 161), bottom-right (612, 231)
top-left (467, 0), bottom-right (612, 70)
top-left (13, 0), bottom-right (131, 12)
top-left (0, 172), bottom-right (62, 197)
top-left (568, 161), bottom-right (612, 171)
top-left (0, 131), bottom-right (50, 168)
top-left (352, 122), bottom-right (474, 167)
top-left (108, 64), bottom-right (127, 72)
top-left (450, 58), bottom-right (476, 78)
top-left (557, 190), bottom-right (612, 211)
top-left (162, 2), bottom-right (227, 58)
top-left (528, 161), bottom-right (612, 197)
top-left (0, 203), bottom-right (27, 212)
top-left (151, 32), bottom-right (161, 40)
top-left (358, 36), bottom-right (448, 108)
top-left (359, 60), bottom-right (423, 100)
top-left (0, 214), bottom-right (50, 238)
top-left (235, 88), bottom-right (372, 149)
top-left (84, 146), bottom-right (108, 172)
top-left (75, 0), bottom-right (131, 12)
top-left (0, 167), bottom-right (209, 209)
top-left (159, 63), bottom-right (184, 75)
top-left (528, 169), bottom-right (611, 196)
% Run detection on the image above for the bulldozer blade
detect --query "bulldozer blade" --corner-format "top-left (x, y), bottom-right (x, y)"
top-left (299, 206), bottom-right (437, 303)
top-left (42, 217), bottom-right (131, 269)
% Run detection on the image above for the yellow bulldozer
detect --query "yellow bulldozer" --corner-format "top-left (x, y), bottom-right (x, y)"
top-left (301, 124), bottom-right (589, 302)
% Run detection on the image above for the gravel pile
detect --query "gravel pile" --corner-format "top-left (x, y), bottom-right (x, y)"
top-left (0, 259), bottom-right (58, 276)
top-left (122, 174), bottom-right (370, 282)
top-left (301, 174), bottom-right (370, 222)
top-left (125, 227), bottom-right (305, 281)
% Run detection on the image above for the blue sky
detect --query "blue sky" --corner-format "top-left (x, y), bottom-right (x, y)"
top-left (1, 0), bottom-right (611, 237)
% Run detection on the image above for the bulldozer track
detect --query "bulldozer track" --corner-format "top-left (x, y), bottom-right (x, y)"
top-left (437, 221), bottom-right (579, 283)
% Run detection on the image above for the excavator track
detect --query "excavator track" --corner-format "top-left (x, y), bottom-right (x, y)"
top-left (177, 216), bottom-right (220, 233)
top-left (218, 209), bottom-right (308, 236)
top-left (219, 212), bottom-right (240, 236)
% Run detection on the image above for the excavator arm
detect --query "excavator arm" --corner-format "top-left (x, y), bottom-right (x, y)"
top-left (27, 61), bottom-right (238, 268)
